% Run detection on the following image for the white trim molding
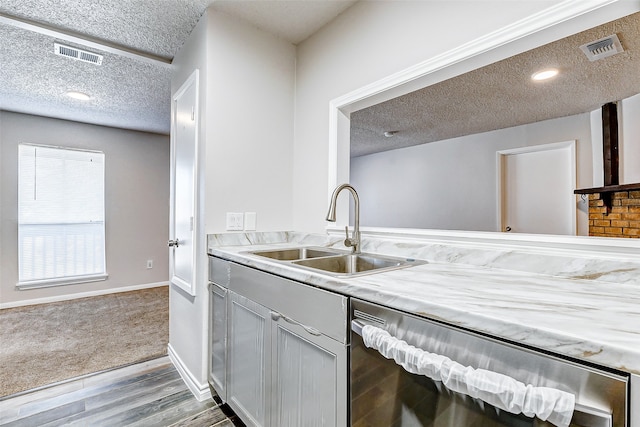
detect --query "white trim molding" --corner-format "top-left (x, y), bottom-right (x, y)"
top-left (168, 343), bottom-right (212, 402)
top-left (1, 281), bottom-right (169, 310)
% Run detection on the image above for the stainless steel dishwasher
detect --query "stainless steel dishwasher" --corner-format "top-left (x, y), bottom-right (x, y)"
top-left (350, 298), bottom-right (629, 427)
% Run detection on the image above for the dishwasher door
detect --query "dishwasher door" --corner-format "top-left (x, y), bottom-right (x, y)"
top-left (350, 299), bottom-right (628, 427)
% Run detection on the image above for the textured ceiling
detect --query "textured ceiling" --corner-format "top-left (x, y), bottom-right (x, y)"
top-left (0, 0), bottom-right (211, 60)
top-left (0, 23), bottom-right (172, 133)
top-left (351, 12), bottom-right (640, 158)
top-left (0, 0), bottom-right (357, 134)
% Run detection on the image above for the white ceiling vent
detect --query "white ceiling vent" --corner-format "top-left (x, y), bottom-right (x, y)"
top-left (580, 34), bottom-right (624, 62)
top-left (54, 43), bottom-right (103, 65)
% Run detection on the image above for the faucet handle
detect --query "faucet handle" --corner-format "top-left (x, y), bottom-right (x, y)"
top-left (344, 226), bottom-right (353, 248)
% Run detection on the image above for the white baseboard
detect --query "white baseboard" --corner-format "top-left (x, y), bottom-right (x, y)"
top-left (0, 281), bottom-right (169, 310)
top-left (168, 343), bottom-right (212, 402)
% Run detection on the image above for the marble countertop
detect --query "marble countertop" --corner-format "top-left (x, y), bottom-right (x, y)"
top-left (207, 231), bottom-right (640, 375)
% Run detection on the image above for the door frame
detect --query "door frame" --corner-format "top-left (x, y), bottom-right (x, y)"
top-left (496, 140), bottom-right (576, 234)
top-left (169, 69), bottom-right (200, 296)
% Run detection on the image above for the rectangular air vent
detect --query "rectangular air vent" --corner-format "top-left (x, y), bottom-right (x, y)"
top-left (580, 34), bottom-right (624, 62)
top-left (54, 43), bottom-right (103, 65)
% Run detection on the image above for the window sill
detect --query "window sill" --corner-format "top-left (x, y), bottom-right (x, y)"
top-left (17, 274), bottom-right (109, 290)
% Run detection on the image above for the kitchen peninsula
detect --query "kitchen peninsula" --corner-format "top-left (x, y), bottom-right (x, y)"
top-left (207, 230), bottom-right (640, 426)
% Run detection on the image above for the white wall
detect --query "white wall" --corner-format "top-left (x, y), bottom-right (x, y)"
top-left (169, 8), bottom-right (296, 397)
top-left (205, 9), bottom-right (295, 233)
top-left (621, 92), bottom-right (640, 184)
top-left (0, 111), bottom-right (170, 306)
top-left (351, 113), bottom-right (592, 233)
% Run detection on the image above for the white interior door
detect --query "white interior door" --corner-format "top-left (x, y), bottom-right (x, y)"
top-left (498, 141), bottom-right (576, 235)
top-left (170, 70), bottom-right (199, 295)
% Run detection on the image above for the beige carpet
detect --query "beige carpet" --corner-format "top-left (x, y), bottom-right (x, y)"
top-left (0, 286), bottom-right (169, 398)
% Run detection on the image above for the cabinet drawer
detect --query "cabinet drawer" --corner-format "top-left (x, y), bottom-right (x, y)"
top-left (209, 256), bottom-right (230, 286)
top-left (230, 263), bottom-right (348, 344)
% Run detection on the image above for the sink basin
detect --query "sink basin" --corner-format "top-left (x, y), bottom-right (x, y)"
top-left (249, 247), bottom-right (342, 261)
top-left (247, 246), bottom-right (425, 277)
top-left (293, 253), bottom-right (424, 277)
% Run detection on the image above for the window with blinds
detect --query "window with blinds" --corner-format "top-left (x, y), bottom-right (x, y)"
top-left (18, 144), bottom-right (107, 288)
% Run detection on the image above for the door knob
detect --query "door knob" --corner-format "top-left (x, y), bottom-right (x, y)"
top-left (168, 239), bottom-right (180, 247)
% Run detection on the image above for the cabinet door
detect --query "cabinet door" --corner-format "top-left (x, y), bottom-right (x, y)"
top-left (271, 314), bottom-right (347, 427)
top-left (209, 283), bottom-right (228, 402)
top-left (228, 291), bottom-right (271, 427)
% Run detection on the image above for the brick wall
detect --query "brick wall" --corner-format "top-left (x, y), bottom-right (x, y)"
top-left (589, 190), bottom-right (640, 237)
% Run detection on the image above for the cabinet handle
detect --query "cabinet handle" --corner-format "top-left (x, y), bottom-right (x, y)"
top-left (271, 311), bottom-right (321, 336)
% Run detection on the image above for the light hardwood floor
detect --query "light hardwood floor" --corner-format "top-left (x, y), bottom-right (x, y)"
top-left (0, 356), bottom-right (242, 427)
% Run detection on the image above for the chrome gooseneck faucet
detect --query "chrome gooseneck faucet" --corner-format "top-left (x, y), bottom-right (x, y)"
top-left (326, 183), bottom-right (360, 254)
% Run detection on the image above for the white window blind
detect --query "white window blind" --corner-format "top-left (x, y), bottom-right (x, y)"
top-left (18, 144), bottom-right (106, 287)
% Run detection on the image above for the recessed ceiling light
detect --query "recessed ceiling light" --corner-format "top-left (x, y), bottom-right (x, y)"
top-left (531, 68), bottom-right (559, 81)
top-left (66, 91), bottom-right (91, 101)
top-left (383, 131), bottom-right (398, 138)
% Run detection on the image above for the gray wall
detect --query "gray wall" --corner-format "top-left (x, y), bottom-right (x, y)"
top-left (0, 111), bottom-right (170, 305)
top-left (351, 113), bottom-right (592, 233)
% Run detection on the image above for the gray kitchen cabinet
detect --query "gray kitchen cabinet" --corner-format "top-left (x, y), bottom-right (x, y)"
top-left (208, 256), bottom-right (231, 403)
top-left (208, 282), bottom-right (228, 402)
top-left (271, 312), bottom-right (347, 426)
top-left (227, 291), bottom-right (271, 427)
top-left (208, 256), bottom-right (348, 427)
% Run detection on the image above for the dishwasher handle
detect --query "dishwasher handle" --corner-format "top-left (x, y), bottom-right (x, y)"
top-left (351, 318), bottom-right (365, 337)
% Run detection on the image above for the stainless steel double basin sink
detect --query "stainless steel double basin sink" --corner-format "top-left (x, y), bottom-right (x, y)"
top-left (247, 246), bottom-right (425, 277)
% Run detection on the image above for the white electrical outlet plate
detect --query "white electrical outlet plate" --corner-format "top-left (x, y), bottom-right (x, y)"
top-left (146, 259), bottom-right (153, 269)
top-left (244, 212), bottom-right (257, 230)
top-left (226, 212), bottom-right (244, 231)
